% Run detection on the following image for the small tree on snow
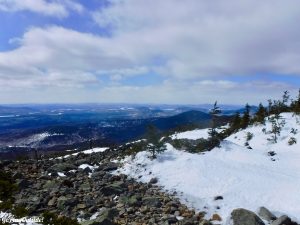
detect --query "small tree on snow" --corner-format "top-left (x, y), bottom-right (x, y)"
top-left (241, 103), bottom-right (251, 129)
top-left (253, 103), bottom-right (267, 124)
top-left (208, 101), bottom-right (222, 148)
top-left (230, 112), bottom-right (241, 132)
top-left (146, 124), bottom-right (167, 159)
top-left (291, 89), bottom-right (300, 116)
top-left (268, 113), bottom-right (285, 143)
top-left (281, 90), bottom-right (290, 112)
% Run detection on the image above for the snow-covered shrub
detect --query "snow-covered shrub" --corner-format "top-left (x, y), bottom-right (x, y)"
top-left (290, 128), bottom-right (298, 135)
top-left (246, 132), bottom-right (254, 141)
top-left (268, 114), bottom-right (286, 143)
top-left (146, 125), bottom-right (167, 159)
top-left (288, 137), bottom-right (297, 145)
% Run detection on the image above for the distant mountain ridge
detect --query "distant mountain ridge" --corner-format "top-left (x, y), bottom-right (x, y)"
top-left (0, 109), bottom-right (232, 159)
top-left (152, 110), bottom-right (212, 130)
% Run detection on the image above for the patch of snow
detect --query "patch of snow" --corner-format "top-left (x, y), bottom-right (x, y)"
top-left (82, 147), bottom-right (108, 154)
top-left (171, 129), bottom-right (210, 140)
top-left (57, 172), bottom-right (66, 177)
top-left (62, 147), bottom-right (108, 159)
top-left (171, 126), bottom-right (228, 140)
top-left (90, 212), bottom-right (99, 220)
top-left (116, 113), bottom-right (300, 223)
top-left (78, 164), bottom-right (98, 171)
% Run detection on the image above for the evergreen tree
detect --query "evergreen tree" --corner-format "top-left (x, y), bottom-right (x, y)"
top-left (267, 99), bottom-right (273, 115)
top-left (281, 90), bottom-right (290, 112)
top-left (291, 89), bottom-right (300, 115)
top-left (208, 101), bottom-right (222, 148)
top-left (230, 112), bottom-right (241, 131)
top-left (146, 124), bottom-right (167, 159)
top-left (241, 103), bottom-right (251, 129)
top-left (272, 100), bottom-right (281, 115)
top-left (268, 113), bottom-right (285, 143)
top-left (253, 103), bottom-right (267, 124)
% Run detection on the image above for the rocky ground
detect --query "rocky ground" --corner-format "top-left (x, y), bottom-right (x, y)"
top-left (1, 147), bottom-right (207, 225)
top-left (1, 146), bottom-right (299, 225)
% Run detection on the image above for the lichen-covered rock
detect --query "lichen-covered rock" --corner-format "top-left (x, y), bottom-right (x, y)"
top-left (258, 207), bottom-right (277, 221)
top-left (231, 208), bottom-right (265, 225)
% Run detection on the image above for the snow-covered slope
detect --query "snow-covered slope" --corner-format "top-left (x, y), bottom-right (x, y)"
top-left (171, 126), bottom-right (228, 140)
top-left (170, 129), bottom-right (210, 140)
top-left (115, 113), bottom-right (300, 223)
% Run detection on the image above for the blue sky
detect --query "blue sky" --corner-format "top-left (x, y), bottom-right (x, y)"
top-left (0, 0), bottom-right (299, 104)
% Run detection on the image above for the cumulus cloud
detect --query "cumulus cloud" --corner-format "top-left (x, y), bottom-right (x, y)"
top-left (0, 26), bottom-right (147, 91)
top-left (0, 0), bottom-right (83, 17)
top-left (0, 0), bottom-right (300, 103)
top-left (92, 0), bottom-right (300, 78)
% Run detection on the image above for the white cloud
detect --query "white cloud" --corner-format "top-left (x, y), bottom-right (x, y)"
top-left (92, 0), bottom-right (300, 78)
top-left (0, 0), bottom-right (300, 103)
top-left (0, 0), bottom-right (83, 17)
top-left (0, 26), bottom-right (143, 91)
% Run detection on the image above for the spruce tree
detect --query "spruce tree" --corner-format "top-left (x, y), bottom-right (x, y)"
top-left (281, 90), bottom-right (290, 112)
top-left (241, 103), bottom-right (251, 129)
top-left (267, 99), bottom-right (273, 115)
top-left (230, 112), bottom-right (241, 131)
top-left (253, 103), bottom-right (267, 124)
top-left (268, 113), bottom-right (285, 143)
top-left (291, 89), bottom-right (300, 115)
top-left (146, 124), bottom-right (167, 159)
top-left (208, 101), bottom-right (222, 148)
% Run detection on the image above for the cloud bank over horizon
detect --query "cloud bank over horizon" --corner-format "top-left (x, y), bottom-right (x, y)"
top-left (0, 0), bottom-right (300, 104)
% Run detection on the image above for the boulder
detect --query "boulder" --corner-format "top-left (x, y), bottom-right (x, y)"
top-left (214, 196), bottom-right (223, 201)
top-left (43, 180), bottom-right (59, 190)
top-left (49, 163), bottom-right (77, 173)
top-left (199, 219), bottom-right (212, 225)
top-left (142, 197), bottom-right (162, 208)
top-left (57, 196), bottom-right (77, 210)
top-left (81, 208), bottom-right (118, 225)
top-left (97, 162), bottom-right (119, 172)
top-left (149, 177), bottom-right (158, 184)
top-left (119, 195), bottom-right (139, 206)
top-left (100, 182), bottom-right (124, 196)
top-left (271, 216), bottom-right (292, 225)
top-left (258, 207), bottom-right (277, 221)
top-left (12, 172), bottom-right (24, 179)
top-left (16, 179), bottom-right (31, 189)
top-left (231, 208), bottom-right (265, 225)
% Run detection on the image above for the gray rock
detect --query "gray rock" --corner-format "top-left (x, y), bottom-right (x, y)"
top-left (97, 162), bottom-right (119, 172)
top-left (91, 171), bottom-right (106, 178)
top-left (149, 177), bottom-right (158, 184)
top-left (43, 180), bottom-right (59, 190)
top-left (81, 208), bottom-right (118, 225)
top-left (12, 172), bottom-right (24, 179)
top-left (16, 179), bottom-right (31, 189)
top-left (57, 196), bottom-right (77, 210)
top-left (142, 197), bottom-right (162, 208)
top-left (75, 159), bottom-right (89, 166)
top-left (119, 195), bottom-right (139, 206)
top-left (49, 163), bottom-right (77, 172)
top-left (100, 182), bottom-right (124, 196)
top-left (231, 208), bottom-right (265, 225)
top-left (271, 216), bottom-right (292, 225)
top-left (167, 216), bottom-right (178, 224)
top-left (258, 207), bottom-right (277, 221)
top-left (47, 197), bottom-right (56, 206)
top-left (80, 182), bottom-right (91, 191)
top-left (214, 196), bottom-right (223, 201)
top-left (199, 220), bottom-right (212, 225)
